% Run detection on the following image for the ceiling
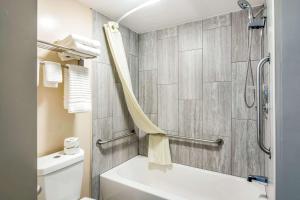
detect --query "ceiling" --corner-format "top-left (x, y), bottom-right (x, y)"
top-left (77, 0), bottom-right (264, 33)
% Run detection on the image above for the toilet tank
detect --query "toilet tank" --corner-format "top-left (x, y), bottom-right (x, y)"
top-left (37, 149), bottom-right (84, 200)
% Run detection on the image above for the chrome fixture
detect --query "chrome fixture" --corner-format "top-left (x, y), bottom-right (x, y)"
top-left (96, 130), bottom-right (136, 145)
top-left (257, 54), bottom-right (271, 157)
top-left (237, 0), bottom-right (266, 109)
top-left (237, 0), bottom-right (254, 23)
top-left (165, 134), bottom-right (223, 146)
top-left (96, 130), bottom-right (223, 146)
top-left (237, 0), bottom-right (266, 29)
top-left (247, 175), bottom-right (268, 184)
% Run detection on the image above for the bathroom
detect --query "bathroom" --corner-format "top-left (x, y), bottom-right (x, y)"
top-left (0, 0), bottom-right (299, 199)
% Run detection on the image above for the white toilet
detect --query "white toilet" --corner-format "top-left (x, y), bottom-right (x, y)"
top-left (37, 149), bottom-right (93, 200)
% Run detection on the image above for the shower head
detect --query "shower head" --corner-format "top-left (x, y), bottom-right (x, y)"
top-left (237, 0), bottom-right (254, 22)
top-left (238, 0), bottom-right (252, 9)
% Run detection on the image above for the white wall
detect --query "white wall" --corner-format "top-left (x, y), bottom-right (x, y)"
top-left (38, 0), bottom-right (92, 197)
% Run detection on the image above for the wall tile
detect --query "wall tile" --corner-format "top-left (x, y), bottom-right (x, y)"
top-left (112, 84), bottom-right (134, 133)
top-left (247, 120), bottom-right (265, 176)
top-left (92, 11), bottom-right (111, 64)
top-left (157, 26), bottom-right (178, 39)
top-left (189, 142), bottom-right (203, 168)
top-left (158, 84), bottom-right (179, 132)
top-left (203, 13), bottom-right (231, 30)
top-left (232, 61), bottom-right (258, 120)
top-left (92, 11), bottom-right (139, 200)
top-left (138, 70), bottom-right (157, 114)
top-left (112, 130), bottom-right (130, 167)
top-left (203, 26), bottom-right (232, 82)
top-left (231, 119), bottom-right (248, 177)
top-left (178, 21), bottom-right (203, 51)
top-left (203, 82), bottom-right (231, 137)
top-left (202, 136), bottom-right (231, 174)
top-left (92, 118), bottom-right (113, 176)
top-left (128, 55), bottom-right (139, 97)
top-left (157, 37), bottom-right (178, 84)
top-left (92, 61), bottom-right (99, 120)
top-left (232, 7), bottom-right (263, 62)
top-left (179, 49), bottom-right (202, 99)
top-left (139, 31), bottom-right (157, 70)
top-left (129, 31), bottom-right (138, 56)
top-left (95, 63), bottom-right (114, 119)
top-left (232, 119), bottom-right (265, 177)
top-left (179, 100), bottom-right (202, 138)
top-left (119, 25), bottom-right (130, 61)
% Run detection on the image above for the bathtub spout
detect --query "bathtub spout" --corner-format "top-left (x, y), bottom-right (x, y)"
top-left (247, 175), bottom-right (268, 184)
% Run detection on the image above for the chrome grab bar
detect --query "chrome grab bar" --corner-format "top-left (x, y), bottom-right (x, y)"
top-left (256, 54), bottom-right (271, 157)
top-left (37, 185), bottom-right (42, 196)
top-left (96, 130), bottom-right (136, 145)
top-left (165, 134), bottom-right (224, 146)
top-left (96, 129), bottom-right (223, 146)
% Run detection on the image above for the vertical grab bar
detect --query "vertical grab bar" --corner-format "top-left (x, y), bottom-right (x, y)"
top-left (256, 54), bottom-right (271, 157)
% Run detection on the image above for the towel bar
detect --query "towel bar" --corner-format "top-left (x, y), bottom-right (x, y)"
top-left (96, 130), bottom-right (223, 146)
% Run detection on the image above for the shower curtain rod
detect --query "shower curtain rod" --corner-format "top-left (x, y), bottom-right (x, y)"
top-left (117, 0), bottom-right (161, 23)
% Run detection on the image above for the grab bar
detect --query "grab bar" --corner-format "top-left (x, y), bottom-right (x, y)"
top-left (165, 134), bottom-right (224, 146)
top-left (256, 54), bottom-right (271, 157)
top-left (96, 129), bottom-right (223, 146)
top-left (96, 130), bottom-right (136, 145)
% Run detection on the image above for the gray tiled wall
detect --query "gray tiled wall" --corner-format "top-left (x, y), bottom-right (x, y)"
top-left (92, 7), bottom-right (266, 199)
top-left (138, 7), bottom-right (265, 178)
top-left (91, 11), bottom-right (139, 200)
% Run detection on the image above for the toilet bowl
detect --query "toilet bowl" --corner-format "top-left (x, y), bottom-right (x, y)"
top-left (37, 149), bottom-right (93, 200)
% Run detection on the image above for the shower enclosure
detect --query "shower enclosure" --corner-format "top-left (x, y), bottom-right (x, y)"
top-left (91, 1), bottom-right (273, 200)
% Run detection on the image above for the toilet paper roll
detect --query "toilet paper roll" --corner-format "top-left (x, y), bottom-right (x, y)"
top-left (64, 137), bottom-right (79, 148)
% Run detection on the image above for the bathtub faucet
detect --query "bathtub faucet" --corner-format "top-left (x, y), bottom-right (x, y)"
top-left (247, 175), bottom-right (268, 184)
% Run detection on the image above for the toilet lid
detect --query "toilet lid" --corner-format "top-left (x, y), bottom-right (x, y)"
top-left (37, 149), bottom-right (84, 176)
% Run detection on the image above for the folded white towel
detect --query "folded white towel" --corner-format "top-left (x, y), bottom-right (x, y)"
top-left (64, 64), bottom-right (91, 113)
top-left (56, 34), bottom-right (101, 61)
top-left (60, 34), bottom-right (100, 48)
top-left (43, 61), bottom-right (62, 88)
top-left (58, 52), bottom-right (81, 61)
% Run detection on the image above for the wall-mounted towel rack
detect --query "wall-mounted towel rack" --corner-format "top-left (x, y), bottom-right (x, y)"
top-left (37, 39), bottom-right (97, 60)
top-left (96, 130), bottom-right (223, 146)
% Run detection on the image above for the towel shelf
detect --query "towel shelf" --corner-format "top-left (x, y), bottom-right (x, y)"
top-left (96, 130), bottom-right (223, 146)
top-left (37, 39), bottom-right (97, 60)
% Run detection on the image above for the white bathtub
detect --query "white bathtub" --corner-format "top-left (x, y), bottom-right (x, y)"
top-left (100, 156), bottom-right (267, 200)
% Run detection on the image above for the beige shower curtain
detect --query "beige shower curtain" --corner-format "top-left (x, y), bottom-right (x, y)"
top-left (103, 21), bottom-right (171, 165)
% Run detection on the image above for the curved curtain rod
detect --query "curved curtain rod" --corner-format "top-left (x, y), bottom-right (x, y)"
top-left (117, 0), bottom-right (161, 23)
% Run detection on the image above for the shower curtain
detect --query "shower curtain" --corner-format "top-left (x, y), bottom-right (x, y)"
top-left (103, 21), bottom-right (171, 165)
